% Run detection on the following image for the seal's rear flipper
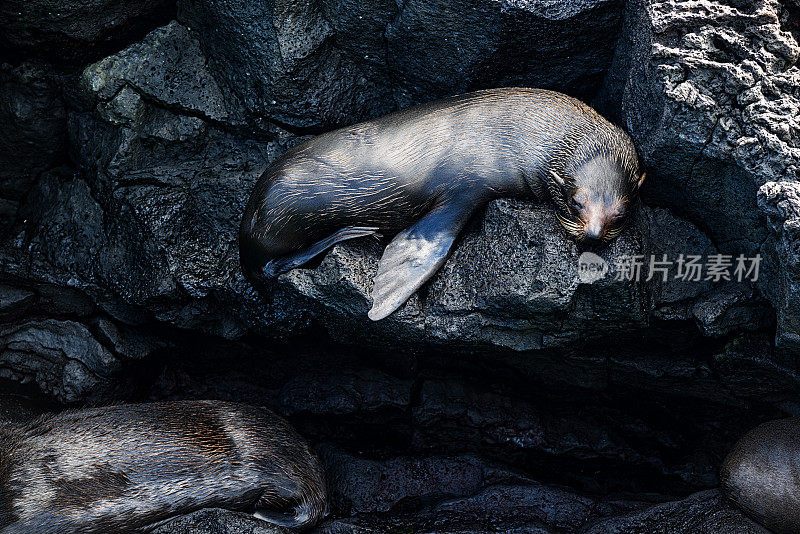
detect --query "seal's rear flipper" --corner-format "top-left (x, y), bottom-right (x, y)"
top-left (263, 226), bottom-right (378, 278)
top-left (369, 205), bottom-right (468, 321)
top-left (254, 507), bottom-right (312, 529)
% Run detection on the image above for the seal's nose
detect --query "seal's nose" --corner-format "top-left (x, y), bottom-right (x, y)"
top-left (583, 220), bottom-right (604, 243)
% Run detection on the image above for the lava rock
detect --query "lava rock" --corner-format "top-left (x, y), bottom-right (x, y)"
top-left (386, 0), bottom-right (623, 108)
top-left (81, 21), bottom-right (233, 125)
top-left (319, 446), bottom-right (485, 515)
top-left (150, 508), bottom-right (290, 534)
top-left (313, 477), bottom-right (640, 533)
top-left (279, 369), bottom-right (412, 417)
top-left (758, 180), bottom-right (800, 354)
top-left (0, 62), bottom-right (67, 233)
top-left (177, 0), bottom-right (396, 129)
top-left (177, 0), bottom-right (624, 129)
top-left (582, 489), bottom-right (768, 533)
top-left (600, 0), bottom-right (800, 257)
top-left (0, 319), bottom-right (121, 403)
top-left (141, 489), bottom-right (764, 534)
top-left (430, 483), bottom-right (598, 533)
top-left (411, 378), bottom-right (727, 493)
top-left (0, 0), bottom-right (174, 65)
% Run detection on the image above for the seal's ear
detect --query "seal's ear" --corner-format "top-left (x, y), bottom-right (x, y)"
top-left (630, 171), bottom-right (646, 194)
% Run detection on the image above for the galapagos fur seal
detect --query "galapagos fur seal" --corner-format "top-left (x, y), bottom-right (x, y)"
top-left (720, 418), bottom-right (800, 534)
top-left (0, 400), bottom-right (328, 533)
top-left (240, 87), bottom-right (645, 321)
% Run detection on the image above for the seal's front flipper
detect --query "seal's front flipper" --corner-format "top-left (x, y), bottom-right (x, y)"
top-left (264, 226), bottom-right (378, 277)
top-left (369, 205), bottom-right (468, 321)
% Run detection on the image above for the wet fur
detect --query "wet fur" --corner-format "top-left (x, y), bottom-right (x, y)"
top-left (0, 401), bottom-right (328, 533)
top-left (240, 87), bottom-right (643, 318)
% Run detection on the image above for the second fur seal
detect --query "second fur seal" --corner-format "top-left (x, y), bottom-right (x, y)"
top-left (240, 87), bottom-right (645, 320)
top-left (0, 400), bottom-right (328, 533)
top-left (720, 418), bottom-right (800, 534)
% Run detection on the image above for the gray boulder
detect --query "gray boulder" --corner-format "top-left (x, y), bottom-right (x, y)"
top-left (177, 0), bottom-right (624, 129)
top-left (599, 0), bottom-right (800, 353)
top-left (600, 0), bottom-right (800, 256)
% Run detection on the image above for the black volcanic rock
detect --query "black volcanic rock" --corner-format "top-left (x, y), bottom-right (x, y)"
top-left (600, 0), bottom-right (800, 255)
top-left (0, 63), bottom-right (67, 234)
top-left (177, 0), bottom-right (624, 129)
top-left (582, 490), bottom-right (767, 534)
top-left (758, 180), bottom-right (800, 354)
top-left (0, 319), bottom-right (120, 403)
top-left (0, 0), bottom-right (174, 65)
top-left (150, 508), bottom-right (289, 534)
top-left (386, 0), bottom-right (622, 108)
top-left (149, 489), bottom-right (764, 534)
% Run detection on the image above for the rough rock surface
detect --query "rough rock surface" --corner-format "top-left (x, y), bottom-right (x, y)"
top-left (0, 0), bottom-right (174, 65)
top-left (0, 318), bottom-right (120, 403)
top-left (151, 509), bottom-right (289, 534)
top-left (599, 0), bottom-right (800, 352)
top-left (0, 63), bottom-right (67, 233)
top-left (758, 180), bottom-right (800, 353)
top-left (601, 0), bottom-right (800, 254)
top-left (151, 482), bottom-right (762, 534)
top-left (583, 490), bottom-right (768, 534)
top-left (176, 0), bottom-right (624, 129)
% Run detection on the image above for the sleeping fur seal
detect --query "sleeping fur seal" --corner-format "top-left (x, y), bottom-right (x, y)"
top-left (240, 87), bottom-right (645, 320)
top-left (720, 418), bottom-right (800, 534)
top-left (0, 400), bottom-right (328, 533)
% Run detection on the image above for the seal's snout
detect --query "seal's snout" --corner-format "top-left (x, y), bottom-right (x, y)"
top-left (582, 219), bottom-right (604, 243)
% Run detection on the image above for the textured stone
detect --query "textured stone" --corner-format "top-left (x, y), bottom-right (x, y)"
top-left (177, 0), bottom-right (624, 129)
top-left (0, 319), bottom-right (120, 403)
top-left (600, 0), bottom-right (800, 257)
top-left (151, 508), bottom-right (289, 534)
top-left (0, 0), bottom-right (174, 65)
top-left (387, 0), bottom-right (623, 108)
top-left (582, 490), bottom-right (768, 534)
top-left (319, 446), bottom-right (485, 515)
top-left (0, 63), bottom-right (67, 234)
top-left (758, 180), bottom-right (800, 353)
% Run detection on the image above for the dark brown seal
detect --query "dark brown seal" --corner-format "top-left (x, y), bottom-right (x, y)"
top-left (720, 418), bottom-right (800, 534)
top-left (0, 400), bottom-right (328, 533)
top-left (240, 87), bottom-right (645, 321)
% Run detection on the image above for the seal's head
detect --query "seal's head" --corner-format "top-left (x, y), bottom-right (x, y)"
top-left (548, 134), bottom-right (645, 246)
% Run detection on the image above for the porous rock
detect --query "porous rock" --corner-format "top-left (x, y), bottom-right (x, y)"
top-left (177, 0), bottom-right (624, 129)
top-left (0, 0), bottom-right (174, 65)
top-left (601, 0), bottom-right (800, 255)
